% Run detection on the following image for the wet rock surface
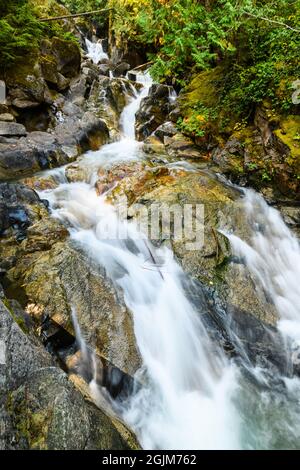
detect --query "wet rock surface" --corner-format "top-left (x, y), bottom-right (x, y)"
top-left (0, 300), bottom-right (139, 450)
top-left (8, 241), bottom-right (141, 376)
top-left (135, 84), bottom-right (175, 141)
top-left (0, 182), bottom-right (140, 379)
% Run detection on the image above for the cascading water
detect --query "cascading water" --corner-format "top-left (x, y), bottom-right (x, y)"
top-left (222, 188), bottom-right (300, 450)
top-left (85, 38), bottom-right (109, 64)
top-left (225, 189), bottom-right (300, 342)
top-left (120, 73), bottom-right (152, 139)
top-left (40, 68), bottom-right (242, 450)
top-left (39, 48), bottom-right (300, 449)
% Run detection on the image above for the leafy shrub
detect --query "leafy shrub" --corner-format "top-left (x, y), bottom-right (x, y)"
top-left (107, 0), bottom-right (300, 117)
top-left (0, 1), bottom-right (44, 68)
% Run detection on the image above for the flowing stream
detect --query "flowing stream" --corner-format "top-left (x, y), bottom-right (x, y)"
top-left (226, 189), bottom-right (300, 341)
top-left (38, 40), bottom-right (300, 450)
top-left (85, 38), bottom-right (108, 64)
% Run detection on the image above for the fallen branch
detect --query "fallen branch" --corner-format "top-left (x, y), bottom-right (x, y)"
top-left (242, 10), bottom-right (300, 33)
top-left (143, 240), bottom-right (165, 281)
top-left (39, 8), bottom-right (113, 22)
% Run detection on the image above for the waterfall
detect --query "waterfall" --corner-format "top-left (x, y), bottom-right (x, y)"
top-left (39, 57), bottom-right (300, 449)
top-left (85, 38), bottom-right (109, 64)
top-left (120, 73), bottom-right (152, 139)
top-left (225, 188), bottom-right (300, 343)
top-left (223, 188), bottom-right (300, 449)
top-left (40, 71), bottom-right (241, 450)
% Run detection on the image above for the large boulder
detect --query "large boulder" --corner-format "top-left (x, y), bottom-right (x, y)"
top-left (0, 116), bottom-right (109, 181)
top-left (135, 84), bottom-right (174, 141)
top-left (40, 55), bottom-right (71, 92)
top-left (0, 133), bottom-right (68, 180)
top-left (54, 112), bottom-right (109, 153)
top-left (103, 161), bottom-right (288, 372)
top-left (41, 37), bottom-right (81, 81)
top-left (7, 241), bottom-right (141, 377)
top-left (0, 299), bottom-right (139, 450)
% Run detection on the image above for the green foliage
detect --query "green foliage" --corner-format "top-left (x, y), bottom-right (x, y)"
top-left (177, 103), bottom-right (216, 138)
top-left (108, 0), bottom-right (300, 118)
top-left (0, 0), bottom-right (81, 70)
top-left (0, 0), bottom-right (44, 68)
top-left (60, 0), bottom-right (105, 13)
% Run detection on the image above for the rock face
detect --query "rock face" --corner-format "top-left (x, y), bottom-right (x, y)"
top-left (101, 161), bottom-right (288, 372)
top-left (41, 37), bottom-right (81, 81)
top-left (0, 118), bottom-right (109, 181)
top-left (9, 242), bottom-right (141, 377)
top-left (178, 68), bottom-right (300, 202)
top-left (4, 36), bottom-right (81, 112)
top-left (0, 122), bottom-right (26, 137)
top-left (135, 84), bottom-right (175, 141)
top-left (211, 105), bottom-right (300, 201)
top-left (0, 182), bottom-right (141, 448)
top-left (0, 300), bottom-right (139, 450)
top-left (0, 41), bottom-right (115, 180)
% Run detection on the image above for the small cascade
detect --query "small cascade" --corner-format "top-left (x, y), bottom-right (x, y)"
top-left (85, 38), bottom-right (109, 64)
top-left (225, 189), bottom-right (300, 342)
top-left (168, 87), bottom-right (177, 103)
top-left (120, 72), bottom-right (153, 139)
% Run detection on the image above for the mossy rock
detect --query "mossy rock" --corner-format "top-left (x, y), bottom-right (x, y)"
top-left (275, 115), bottom-right (300, 173)
top-left (8, 368), bottom-right (138, 450)
top-left (51, 37), bottom-right (81, 78)
top-left (30, 0), bottom-right (69, 18)
top-left (178, 66), bottom-right (238, 140)
top-left (180, 66), bottom-right (225, 111)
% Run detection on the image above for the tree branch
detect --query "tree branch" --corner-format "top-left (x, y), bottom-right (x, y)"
top-left (39, 8), bottom-right (113, 22)
top-left (242, 10), bottom-right (300, 33)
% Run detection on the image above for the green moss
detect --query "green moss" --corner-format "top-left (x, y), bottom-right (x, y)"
top-left (7, 393), bottom-right (51, 449)
top-left (5, 51), bottom-right (40, 85)
top-left (2, 298), bottom-right (29, 333)
top-left (178, 66), bottom-right (242, 139)
top-left (180, 66), bottom-right (225, 112)
top-left (28, 409), bottom-right (51, 450)
top-left (275, 116), bottom-right (300, 171)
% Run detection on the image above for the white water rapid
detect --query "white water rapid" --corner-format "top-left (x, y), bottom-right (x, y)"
top-left (39, 49), bottom-right (300, 449)
top-left (226, 189), bottom-right (300, 342)
top-left (85, 38), bottom-right (109, 64)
